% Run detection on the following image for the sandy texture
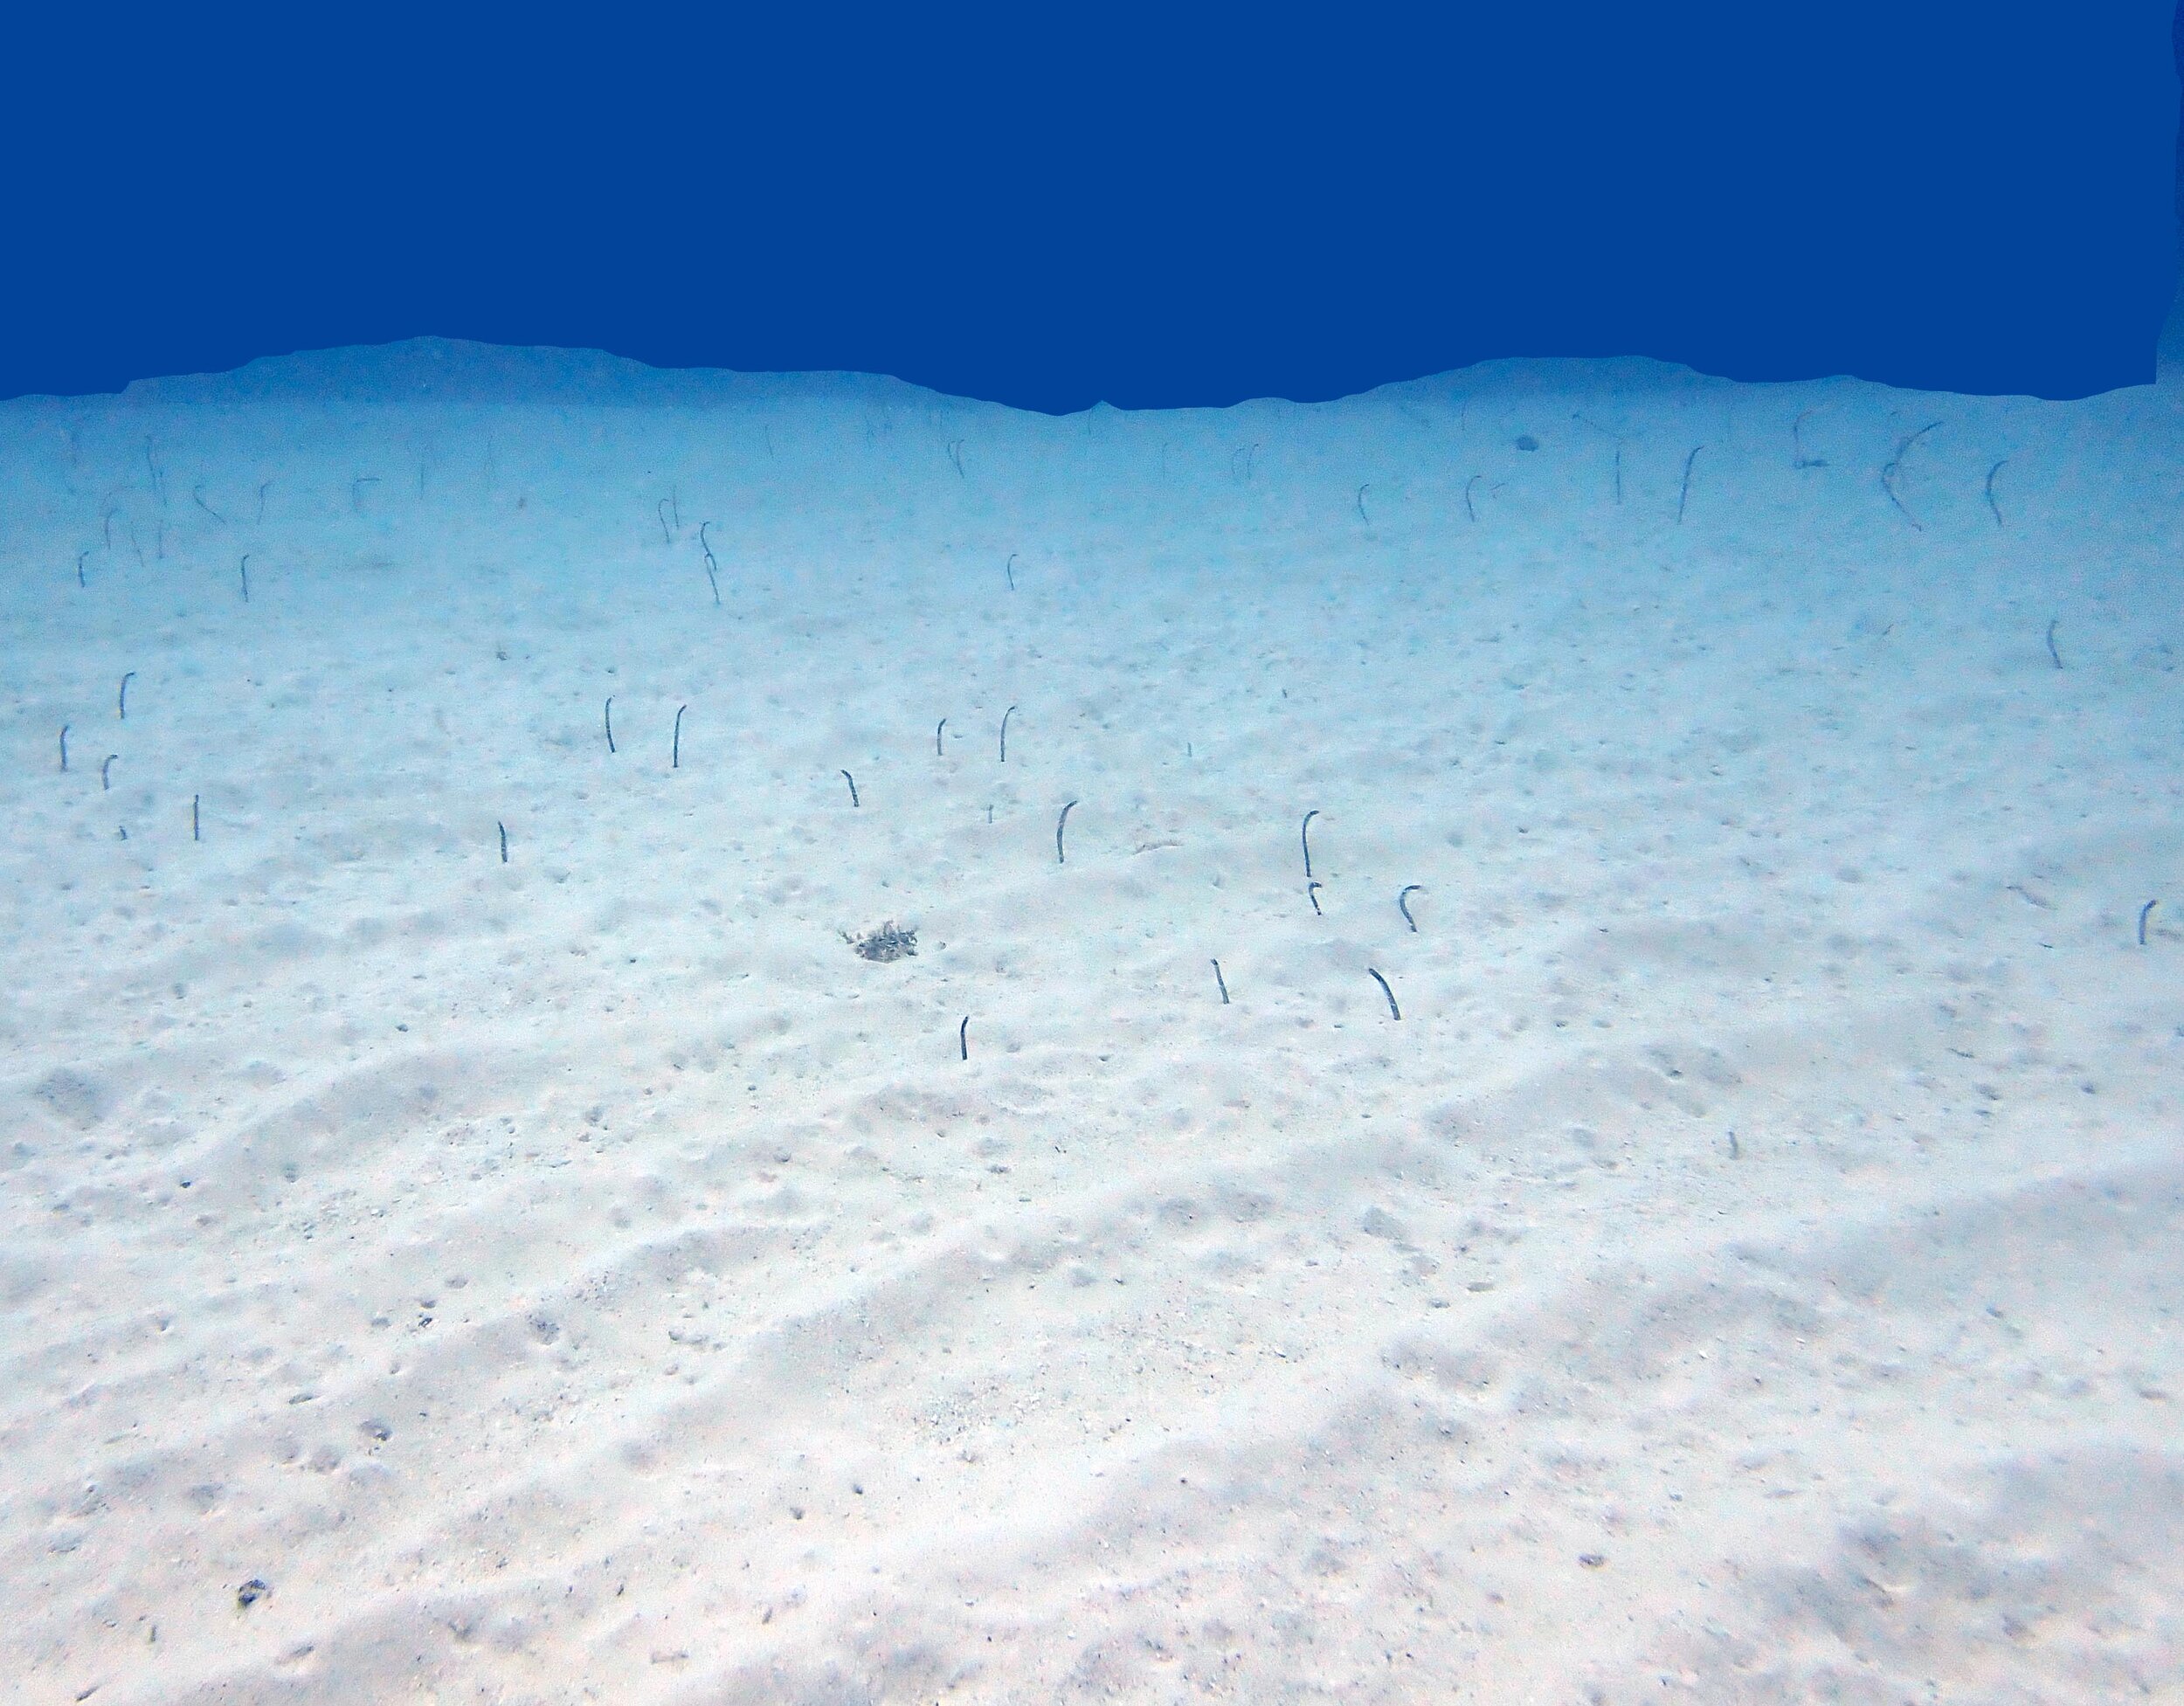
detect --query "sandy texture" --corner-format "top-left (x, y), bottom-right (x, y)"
top-left (2, 340), bottom-right (2180, 1702)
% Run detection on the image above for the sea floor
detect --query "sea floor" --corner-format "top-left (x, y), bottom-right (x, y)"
top-left (1, 340), bottom-right (2180, 1702)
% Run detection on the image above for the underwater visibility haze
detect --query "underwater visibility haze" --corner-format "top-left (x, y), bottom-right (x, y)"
top-left (1, 4), bottom-right (2181, 1700)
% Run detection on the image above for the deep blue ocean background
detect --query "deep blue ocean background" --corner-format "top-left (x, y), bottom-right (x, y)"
top-left (0, 1), bottom-right (2174, 407)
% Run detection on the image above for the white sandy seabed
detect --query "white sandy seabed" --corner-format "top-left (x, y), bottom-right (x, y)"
top-left (1, 338), bottom-right (2180, 1704)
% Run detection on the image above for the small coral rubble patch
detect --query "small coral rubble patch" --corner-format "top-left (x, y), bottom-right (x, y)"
top-left (845, 922), bottom-right (917, 964)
